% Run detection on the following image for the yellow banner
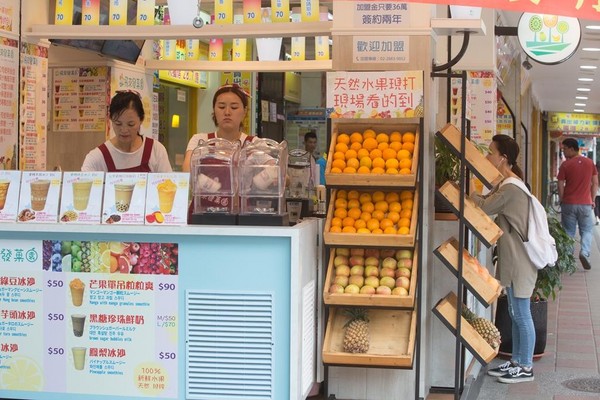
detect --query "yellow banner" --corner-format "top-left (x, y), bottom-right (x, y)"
top-left (54, 0), bottom-right (74, 25)
top-left (301, 0), bottom-right (319, 22)
top-left (548, 112), bottom-right (600, 134)
top-left (159, 70), bottom-right (207, 88)
top-left (232, 14), bottom-right (247, 62)
top-left (209, 39), bottom-right (224, 61)
top-left (136, 0), bottom-right (155, 26)
top-left (243, 0), bottom-right (262, 23)
top-left (271, 0), bottom-right (290, 22)
top-left (81, 0), bottom-right (100, 25)
top-left (109, 0), bottom-right (128, 26)
top-left (186, 40), bottom-right (200, 60)
top-left (215, 0), bottom-right (233, 25)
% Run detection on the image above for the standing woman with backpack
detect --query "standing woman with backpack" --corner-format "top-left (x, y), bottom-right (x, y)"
top-left (469, 134), bottom-right (536, 384)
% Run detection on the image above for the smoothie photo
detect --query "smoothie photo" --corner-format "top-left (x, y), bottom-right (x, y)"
top-left (0, 180), bottom-right (9, 210)
top-left (114, 183), bottom-right (136, 213)
top-left (157, 179), bottom-right (177, 214)
top-left (72, 180), bottom-right (93, 211)
top-left (72, 347), bottom-right (87, 371)
top-left (30, 180), bottom-right (51, 211)
top-left (69, 278), bottom-right (85, 307)
top-left (71, 314), bottom-right (86, 337)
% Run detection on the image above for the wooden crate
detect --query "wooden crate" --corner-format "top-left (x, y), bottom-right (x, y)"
top-left (436, 123), bottom-right (503, 189)
top-left (322, 308), bottom-right (416, 368)
top-left (437, 181), bottom-right (502, 247)
top-left (325, 118), bottom-right (420, 188)
top-left (323, 248), bottom-right (418, 308)
top-left (434, 237), bottom-right (501, 306)
top-left (323, 189), bottom-right (419, 247)
top-left (433, 292), bottom-right (498, 365)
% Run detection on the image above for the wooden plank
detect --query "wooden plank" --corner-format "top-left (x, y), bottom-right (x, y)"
top-left (437, 181), bottom-right (502, 247)
top-left (433, 292), bottom-right (497, 365)
top-left (322, 308), bottom-right (416, 368)
top-left (434, 237), bottom-right (501, 306)
top-left (437, 123), bottom-right (503, 189)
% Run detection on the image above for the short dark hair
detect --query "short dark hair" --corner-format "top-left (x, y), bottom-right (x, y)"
top-left (304, 131), bottom-right (317, 141)
top-left (562, 138), bottom-right (579, 151)
top-left (110, 91), bottom-right (144, 122)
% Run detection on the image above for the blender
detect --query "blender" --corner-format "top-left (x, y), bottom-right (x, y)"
top-left (286, 148), bottom-right (313, 225)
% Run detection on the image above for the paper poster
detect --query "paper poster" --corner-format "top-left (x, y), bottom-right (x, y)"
top-left (144, 173), bottom-right (190, 225)
top-left (102, 173), bottom-right (148, 225)
top-left (59, 172), bottom-right (105, 224)
top-left (17, 171), bottom-right (61, 223)
top-left (0, 37), bottom-right (18, 170)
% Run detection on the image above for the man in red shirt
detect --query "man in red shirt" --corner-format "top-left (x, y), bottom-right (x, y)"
top-left (558, 138), bottom-right (598, 270)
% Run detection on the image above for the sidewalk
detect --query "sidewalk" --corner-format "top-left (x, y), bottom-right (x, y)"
top-left (475, 226), bottom-right (600, 399)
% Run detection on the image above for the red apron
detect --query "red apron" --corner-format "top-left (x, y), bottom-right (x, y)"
top-left (99, 137), bottom-right (154, 172)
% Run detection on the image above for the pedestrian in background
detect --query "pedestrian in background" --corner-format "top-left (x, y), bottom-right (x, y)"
top-left (557, 138), bottom-right (598, 270)
top-left (595, 161), bottom-right (600, 225)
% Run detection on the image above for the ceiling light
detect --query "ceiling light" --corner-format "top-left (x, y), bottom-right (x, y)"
top-left (586, 25), bottom-right (600, 30)
top-left (576, 96), bottom-right (588, 100)
top-left (579, 78), bottom-right (594, 82)
top-left (575, 103), bottom-right (587, 107)
top-left (580, 65), bottom-right (598, 70)
top-left (582, 47), bottom-right (600, 52)
top-left (577, 88), bottom-right (591, 92)
top-left (574, 109), bottom-right (585, 112)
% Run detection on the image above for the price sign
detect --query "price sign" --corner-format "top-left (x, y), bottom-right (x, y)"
top-left (158, 352), bottom-right (176, 360)
top-left (109, 0), bottom-right (128, 26)
top-left (271, 0), bottom-right (290, 22)
top-left (137, 0), bottom-right (155, 26)
top-left (82, 0), bottom-right (100, 25)
top-left (54, 0), bottom-right (74, 25)
top-left (243, 0), bottom-right (261, 23)
top-left (214, 0), bottom-right (233, 25)
top-left (48, 347), bottom-right (65, 355)
top-left (48, 313), bottom-right (65, 321)
top-left (47, 279), bottom-right (64, 288)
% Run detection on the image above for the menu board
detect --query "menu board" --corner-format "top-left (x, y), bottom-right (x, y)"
top-left (144, 173), bottom-right (190, 226)
top-left (59, 172), bottom-right (105, 224)
top-left (17, 171), bottom-right (61, 223)
top-left (102, 173), bottom-right (148, 225)
top-left (0, 37), bottom-right (18, 170)
top-left (53, 67), bottom-right (109, 132)
top-left (0, 239), bottom-right (178, 398)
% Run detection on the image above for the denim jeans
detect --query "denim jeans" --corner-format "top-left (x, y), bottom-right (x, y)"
top-left (507, 285), bottom-right (535, 368)
top-left (561, 203), bottom-right (595, 257)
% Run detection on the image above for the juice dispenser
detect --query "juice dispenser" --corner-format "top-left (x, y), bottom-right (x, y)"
top-left (238, 138), bottom-right (289, 226)
top-left (189, 138), bottom-right (240, 225)
top-left (286, 149), bottom-right (312, 224)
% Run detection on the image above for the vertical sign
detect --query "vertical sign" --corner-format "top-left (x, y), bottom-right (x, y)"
top-left (271, 0), bottom-right (289, 22)
top-left (291, 9), bottom-right (305, 61)
top-left (243, 0), bottom-right (261, 23)
top-left (0, 37), bottom-right (18, 170)
top-left (81, 0), bottom-right (100, 25)
top-left (185, 40), bottom-right (200, 60)
top-left (109, 0), bottom-right (128, 26)
top-left (209, 38), bottom-right (223, 61)
top-left (232, 12), bottom-right (247, 61)
top-left (54, 0), bottom-right (74, 25)
top-left (136, 0), bottom-right (155, 26)
top-left (300, 0), bottom-right (319, 22)
top-left (315, 7), bottom-right (329, 60)
top-left (214, 0), bottom-right (233, 25)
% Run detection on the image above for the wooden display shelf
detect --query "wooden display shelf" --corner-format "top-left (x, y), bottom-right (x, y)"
top-left (433, 237), bottom-right (501, 306)
top-left (436, 124), bottom-right (503, 189)
top-left (436, 181), bottom-right (502, 247)
top-left (432, 292), bottom-right (498, 365)
top-left (324, 118), bottom-right (420, 188)
top-left (323, 248), bottom-right (418, 308)
top-left (323, 189), bottom-right (419, 247)
top-left (322, 308), bottom-right (416, 368)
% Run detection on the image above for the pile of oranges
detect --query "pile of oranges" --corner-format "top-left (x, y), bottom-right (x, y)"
top-left (329, 189), bottom-right (414, 235)
top-left (330, 129), bottom-right (416, 175)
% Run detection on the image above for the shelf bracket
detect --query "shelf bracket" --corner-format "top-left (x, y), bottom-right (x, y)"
top-left (431, 31), bottom-right (471, 73)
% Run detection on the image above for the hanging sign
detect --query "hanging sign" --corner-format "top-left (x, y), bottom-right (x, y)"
top-left (271, 0), bottom-right (290, 22)
top-left (81, 0), bottom-right (100, 25)
top-left (243, 0), bottom-right (262, 23)
top-left (547, 112), bottom-right (600, 134)
top-left (136, 0), bottom-right (155, 26)
top-left (214, 0), bottom-right (233, 25)
top-left (54, 0), bottom-right (74, 25)
top-left (518, 13), bottom-right (581, 65)
top-left (108, 0), bottom-right (127, 26)
top-left (300, 0), bottom-right (319, 21)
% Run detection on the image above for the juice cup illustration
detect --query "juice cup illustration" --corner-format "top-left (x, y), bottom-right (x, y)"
top-left (114, 183), bottom-right (136, 213)
top-left (69, 278), bottom-right (85, 307)
top-left (72, 347), bottom-right (86, 370)
top-left (72, 180), bottom-right (93, 211)
top-left (0, 180), bottom-right (10, 210)
top-left (157, 179), bottom-right (177, 214)
top-left (71, 314), bottom-right (86, 337)
top-left (30, 180), bottom-right (51, 211)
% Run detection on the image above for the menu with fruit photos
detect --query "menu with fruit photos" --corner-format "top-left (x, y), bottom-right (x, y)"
top-left (17, 171), bottom-right (62, 223)
top-left (0, 238), bottom-right (179, 398)
top-left (144, 173), bottom-right (190, 225)
top-left (0, 170), bottom-right (21, 222)
top-left (59, 172), bottom-right (105, 224)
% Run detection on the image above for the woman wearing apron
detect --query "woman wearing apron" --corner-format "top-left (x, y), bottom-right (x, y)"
top-left (82, 91), bottom-right (172, 173)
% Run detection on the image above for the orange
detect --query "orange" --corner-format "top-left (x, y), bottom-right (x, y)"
top-left (388, 211), bottom-right (401, 224)
top-left (382, 148), bottom-right (397, 161)
top-left (371, 228), bottom-right (384, 234)
top-left (330, 167), bottom-right (342, 173)
top-left (385, 158), bottom-right (399, 170)
top-left (386, 168), bottom-right (399, 175)
top-left (357, 228), bottom-right (371, 234)
top-left (333, 151), bottom-right (346, 161)
top-left (380, 218), bottom-right (394, 230)
top-left (350, 132), bottom-right (363, 144)
top-left (388, 201), bottom-right (401, 213)
top-left (330, 225), bottom-right (342, 233)
top-left (357, 148), bottom-right (370, 159)
top-left (399, 158), bottom-right (412, 170)
top-left (372, 191), bottom-right (385, 203)
top-left (377, 142), bottom-right (389, 151)
top-left (350, 142), bottom-right (362, 152)
top-left (334, 208), bottom-right (347, 219)
top-left (389, 141), bottom-right (403, 152)
top-left (372, 157), bottom-right (386, 169)
top-left (400, 190), bottom-right (413, 200)
top-left (398, 226), bottom-right (410, 235)
top-left (400, 209), bottom-right (412, 219)
top-left (402, 199), bottom-right (413, 211)
top-left (342, 226), bottom-right (357, 233)
top-left (399, 168), bottom-right (411, 175)
top-left (398, 217), bottom-right (411, 228)
top-left (343, 166), bottom-right (357, 173)
top-left (346, 190), bottom-right (359, 200)
top-left (397, 149), bottom-right (411, 160)
top-left (337, 133), bottom-right (350, 145)
top-left (342, 216), bottom-right (356, 227)
top-left (366, 218), bottom-right (380, 231)
top-left (385, 192), bottom-right (400, 203)
top-left (371, 167), bottom-right (385, 174)
top-left (361, 201), bottom-right (375, 213)
top-left (347, 208), bottom-right (362, 220)
top-left (402, 142), bottom-right (415, 154)
top-left (337, 190), bottom-right (348, 199)
top-left (346, 158), bottom-right (360, 170)
top-left (357, 166), bottom-right (371, 174)
top-left (375, 201), bottom-right (389, 213)
top-left (390, 131), bottom-right (402, 142)
top-left (402, 132), bottom-right (415, 143)
top-left (332, 159), bottom-right (346, 170)
top-left (369, 149), bottom-right (383, 160)
top-left (354, 219), bottom-right (367, 230)
top-left (376, 133), bottom-right (390, 143)
top-left (345, 149), bottom-right (358, 160)
top-left (372, 209), bottom-right (385, 221)
top-left (360, 211), bottom-right (372, 222)
top-left (335, 142), bottom-right (348, 153)
top-left (334, 198), bottom-right (348, 209)
top-left (383, 226), bottom-right (398, 235)
top-left (362, 137), bottom-right (378, 151)
top-left (359, 157), bottom-right (372, 169)
top-left (331, 217), bottom-right (343, 227)
top-left (363, 129), bottom-right (376, 139)
top-left (347, 199), bottom-right (361, 209)
top-left (359, 193), bottom-right (372, 204)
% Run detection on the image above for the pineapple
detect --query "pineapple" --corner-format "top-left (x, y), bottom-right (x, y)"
top-left (414, 96), bottom-right (424, 117)
top-left (342, 308), bottom-right (370, 353)
top-left (461, 305), bottom-right (501, 350)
